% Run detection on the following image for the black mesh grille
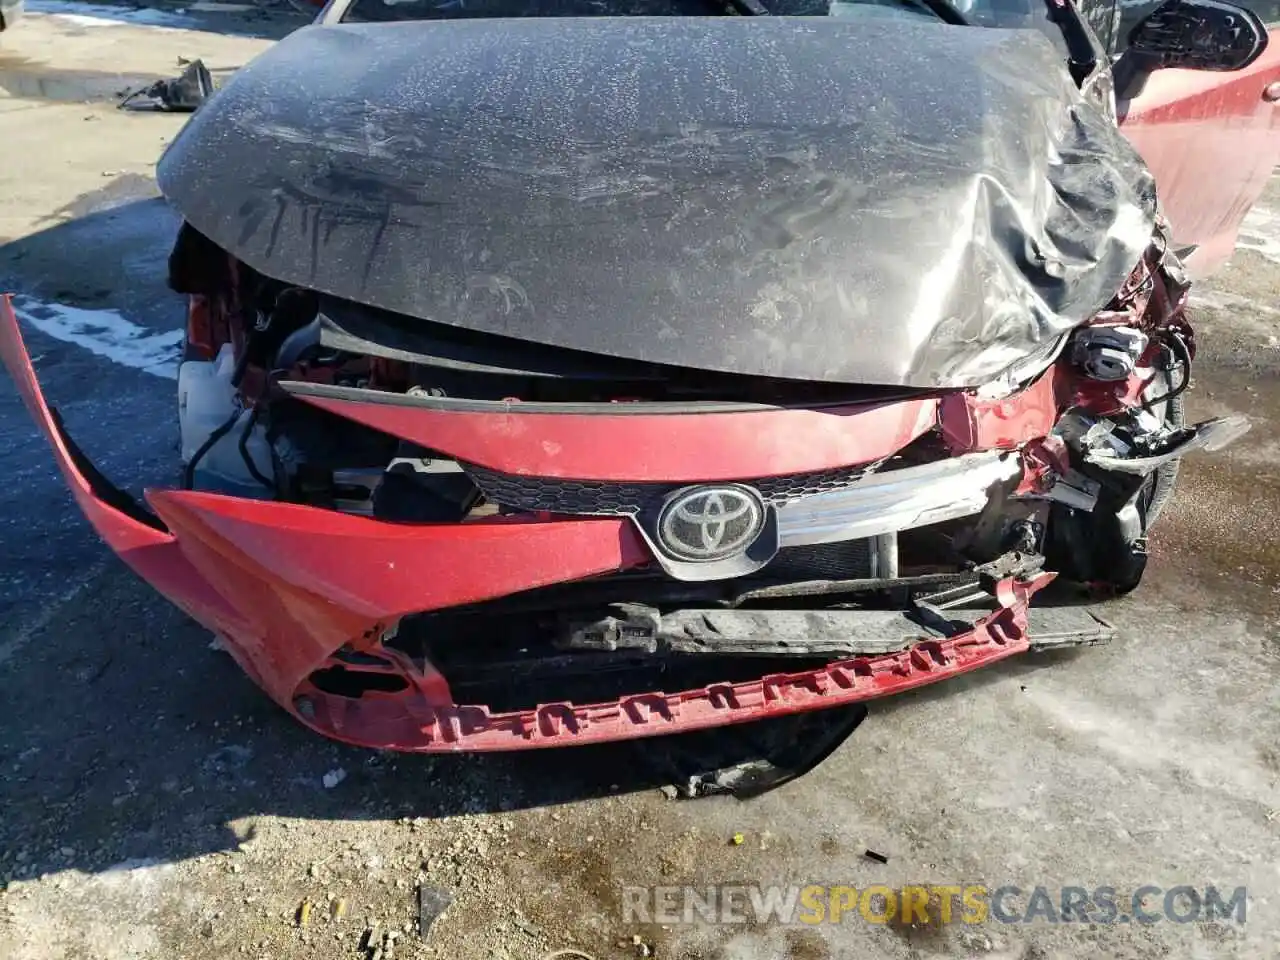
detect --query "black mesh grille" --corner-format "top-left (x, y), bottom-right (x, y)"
top-left (463, 462), bottom-right (869, 515)
top-left (762, 541), bottom-right (875, 580)
top-left (752, 466), bottom-right (874, 502)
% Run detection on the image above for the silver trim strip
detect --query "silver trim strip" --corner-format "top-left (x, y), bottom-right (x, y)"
top-left (776, 452), bottom-right (1020, 548)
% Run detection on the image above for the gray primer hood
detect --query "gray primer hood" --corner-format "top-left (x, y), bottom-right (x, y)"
top-left (157, 17), bottom-right (1157, 388)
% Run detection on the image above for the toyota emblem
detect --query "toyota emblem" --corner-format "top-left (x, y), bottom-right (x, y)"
top-left (656, 485), bottom-right (765, 562)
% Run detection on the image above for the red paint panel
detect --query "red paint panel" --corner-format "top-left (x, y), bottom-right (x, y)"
top-left (293, 391), bottom-right (941, 482)
top-left (145, 490), bottom-right (650, 622)
top-left (141, 490), bottom-right (648, 706)
top-left (1119, 33), bottom-right (1280, 277)
top-left (938, 367), bottom-right (1060, 453)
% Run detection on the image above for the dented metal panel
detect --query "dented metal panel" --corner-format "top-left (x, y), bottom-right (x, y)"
top-left (157, 17), bottom-right (1157, 388)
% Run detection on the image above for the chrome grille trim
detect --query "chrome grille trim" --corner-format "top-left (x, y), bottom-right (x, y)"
top-left (775, 452), bottom-right (1020, 547)
top-left (464, 451), bottom-right (1018, 549)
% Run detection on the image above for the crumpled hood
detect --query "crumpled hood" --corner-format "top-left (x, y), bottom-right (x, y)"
top-left (157, 16), bottom-right (1156, 388)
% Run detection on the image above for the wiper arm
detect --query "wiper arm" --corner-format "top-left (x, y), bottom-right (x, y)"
top-left (830, 0), bottom-right (969, 25)
top-left (1044, 0), bottom-right (1098, 85)
top-left (721, 0), bottom-right (966, 23)
top-left (897, 0), bottom-right (969, 25)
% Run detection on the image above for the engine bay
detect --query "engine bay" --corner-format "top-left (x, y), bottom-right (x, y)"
top-left (166, 219), bottom-right (1246, 608)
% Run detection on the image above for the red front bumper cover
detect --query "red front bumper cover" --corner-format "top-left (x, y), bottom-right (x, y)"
top-left (1, 296), bottom-right (1055, 751)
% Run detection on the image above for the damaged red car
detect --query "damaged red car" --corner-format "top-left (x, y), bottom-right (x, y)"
top-left (1, 0), bottom-right (1273, 751)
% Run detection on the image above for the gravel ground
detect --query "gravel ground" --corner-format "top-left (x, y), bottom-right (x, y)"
top-left (1, 9), bottom-right (1279, 960)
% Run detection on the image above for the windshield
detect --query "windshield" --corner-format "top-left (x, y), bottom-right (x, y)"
top-left (342, 0), bottom-right (838, 22)
top-left (340, 0), bottom-right (1068, 39)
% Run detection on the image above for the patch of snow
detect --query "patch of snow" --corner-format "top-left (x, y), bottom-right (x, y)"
top-left (187, 0), bottom-right (257, 9)
top-left (24, 0), bottom-right (195, 29)
top-left (12, 295), bottom-right (182, 379)
top-left (1238, 204), bottom-right (1280, 265)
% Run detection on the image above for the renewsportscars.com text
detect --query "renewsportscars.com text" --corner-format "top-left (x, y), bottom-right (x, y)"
top-left (621, 884), bottom-right (1247, 926)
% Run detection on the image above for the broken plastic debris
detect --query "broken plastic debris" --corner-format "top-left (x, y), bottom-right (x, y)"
top-left (1084, 415), bottom-right (1251, 474)
top-left (730, 833), bottom-right (745, 846)
top-left (646, 705), bottom-right (868, 799)
top-left (863, 849), bottom-right (889, 864)
top-left (321, 768), bottom-right (347, 789)
top-left (119, 60), bottom-right (215, 113)
top-left (417, 885), bottom-right (454, 939)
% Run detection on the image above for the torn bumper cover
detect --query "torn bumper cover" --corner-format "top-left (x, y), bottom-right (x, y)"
top-left (3, 294), bottom-right (1117, 751)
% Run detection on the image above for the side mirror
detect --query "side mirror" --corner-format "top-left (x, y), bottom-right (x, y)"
top-left (1127, 0), bottom-right (1267, 72)
top-left (1115, 0), bottom-right (1267, 101)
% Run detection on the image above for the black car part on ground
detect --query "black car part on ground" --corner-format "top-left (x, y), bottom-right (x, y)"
top-left (119, 60), bottom-right (215, 113)
top-left (638, 703), bottom-right (871, 799)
